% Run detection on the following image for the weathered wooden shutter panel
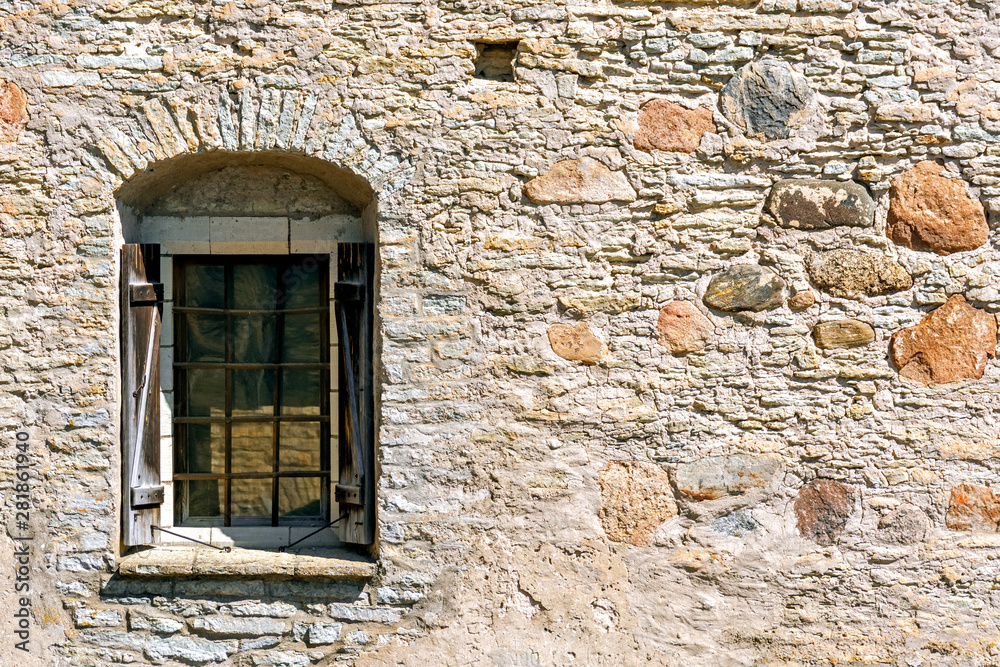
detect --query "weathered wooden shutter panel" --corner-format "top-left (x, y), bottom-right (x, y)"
top-left (121, 244), bottom-right (164, 547)
top-left (334, 242), bottom-right (376, 545)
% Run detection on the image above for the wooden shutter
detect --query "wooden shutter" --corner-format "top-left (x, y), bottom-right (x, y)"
top-left (334, 243), bottom-right (376, 545)
top-left (121, 244), bottom-right (164, 547)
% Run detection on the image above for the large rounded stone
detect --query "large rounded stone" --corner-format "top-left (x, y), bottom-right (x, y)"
top-left (876, 504), bottom-right (929, 544)
top-left (524, 157), bottom-right (637, 204)
top-left (886, 161), bottom-right (988, 255)
top-left (946, 484), bottom-right (1000, 531)
top-left (634, 100), bottom-right (716, 154)
top-left (656, 300), bottom-right (714, 353)
top-left (806, 249), bottom-right (912, 299)
top-left (674, 454), bottom-right (781, 501)
top-left (794, 479), bottom-right (855, 546)
top-left (598, 460), bottom-right (678, 547)
top-left (889, 294), bottom-right (997, 384)
top-left (703, 264), bottom-right (785, 312)
top-left (812, 320), bottom-right (875, 349)
top-left (765, 180), bottom-right (874, 230)
top-left (0, 80), bottom-right (28, 143)
top-left (547, 322), bottom-right (606, 365)
top-left (720, 60), bottom-right (819, 141)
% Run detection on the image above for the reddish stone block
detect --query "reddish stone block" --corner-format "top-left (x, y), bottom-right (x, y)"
top-left (946, 484), bottom-right (1000, 531)
top-left (0, 80), bottom-right (27, 143)
top-left (656, 300), bottom-right (714, 353)
top-left (889, 295), bottom-right (997, 385)
top-left (634, 100), bottom-right (716, 154)
top-left (794, 479), bottom-right (855, 546)
top-left (887, 161), bottom-right (988, 255)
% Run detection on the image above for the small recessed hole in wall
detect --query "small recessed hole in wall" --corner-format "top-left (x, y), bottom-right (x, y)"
top-left (474, 41), bottom-right (519, 82)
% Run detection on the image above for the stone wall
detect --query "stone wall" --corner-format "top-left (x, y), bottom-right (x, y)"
top-left (2, 0), bottom-right (1000, 665)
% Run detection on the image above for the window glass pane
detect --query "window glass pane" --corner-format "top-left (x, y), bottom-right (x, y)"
top-left (232, 369), bottom-right (275, 416)
top-left (231, 478), bottom-right (272, 518)
top-left (183, 313), bottom-right (225, 362)
top-left (279, 477), bottom-right (322, 518)
top-left (232, 422), bottom-right (274, 474)
top-left (182, 369), bottom-right (226, 417)
top-left (282, 314), bottom-right (321, 362)
top-left (232, 264), bottom-right (278, 310)
top-left (282, 260), bottom-right (321, 309)
top-left (181, 423), bottom-right (225, 474)
top-left (186, 480), bottom-right (225, 520)
top-left (184, 265), bottom-right (224, 308)
top-left (279, 422), bottom-right (322, 471)
top-left (281, 370), bottom-right (322, 415)
top-left (232, 314), bottom-right (276, 363)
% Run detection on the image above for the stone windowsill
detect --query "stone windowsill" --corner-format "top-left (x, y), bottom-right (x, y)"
top-left (118, 546), bottom-right (377, 579)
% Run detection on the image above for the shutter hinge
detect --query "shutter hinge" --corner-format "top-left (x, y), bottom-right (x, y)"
top-left (334, 280), bottom-right (364, 302)
top-left (335, 483), bottom-right (363, 505)
top-left (130, 283), bottom-right (164, 305)
top-left (131, 485), bottom-right (165, 507)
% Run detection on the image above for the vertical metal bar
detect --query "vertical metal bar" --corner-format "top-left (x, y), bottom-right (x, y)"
top-left (271, 260), bottom-right (284, 527)
top-left (319, 257), bottom-right (331, 522)
top-left (224, 261), bottom-right (233, 528)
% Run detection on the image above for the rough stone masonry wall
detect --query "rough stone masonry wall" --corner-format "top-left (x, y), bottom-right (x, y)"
top-left (3, 0), bottom-right (1000, 665)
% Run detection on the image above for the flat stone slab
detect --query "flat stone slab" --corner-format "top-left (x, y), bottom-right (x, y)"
top-left (806, 248), bottom-right (911, 299)
top-left (675, 454), bottom-right (781, 500)
top-left (118, 547), bottom-right (376, 579)
top-left (887, 161), bottom-right (988, 255)
top-left (765, 179), bottom-right (874, 230)
top-left (524, 157), bottom-right (637, 204)
top-left (634, 100), bottom-right (716, 153)
top-left (703, 264), bottom-right (785, 312)
top-left (889, 294), bottom-right (997, 384)
top-left (720, 60), bottom-right (819, 141)
top-left (813, 319), bottom-right (875, 349)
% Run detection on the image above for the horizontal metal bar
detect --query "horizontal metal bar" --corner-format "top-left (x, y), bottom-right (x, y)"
top-left (175, 362), bottom-right (329, 369)
top-left (174, 472), bottom-right (330, 480)
top-left (173, 415), bottom-right (330, 424)
top-left (173, 306), bottom-right (329, 315)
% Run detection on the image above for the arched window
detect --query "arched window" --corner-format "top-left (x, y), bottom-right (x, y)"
top-left (119, 156), bottom-right (377, 550)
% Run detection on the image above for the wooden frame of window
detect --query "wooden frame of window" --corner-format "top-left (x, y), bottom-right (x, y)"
top-left (171, 255), bottom-right (331, 527)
